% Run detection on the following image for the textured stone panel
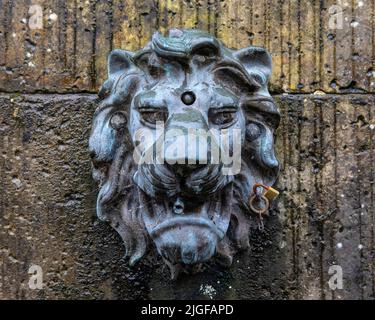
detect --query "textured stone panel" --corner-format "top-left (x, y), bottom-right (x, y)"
top-left (0, 93), bottom-right (373, 299)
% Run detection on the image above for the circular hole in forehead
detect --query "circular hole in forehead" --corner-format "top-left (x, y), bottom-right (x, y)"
top-left (181, 91), bottom-right (196, 105)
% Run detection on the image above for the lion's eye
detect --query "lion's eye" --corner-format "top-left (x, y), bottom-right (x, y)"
top-left (209, 109), bottom-right (237, 127)
top-left (140, 109), bottom-right (168, 126)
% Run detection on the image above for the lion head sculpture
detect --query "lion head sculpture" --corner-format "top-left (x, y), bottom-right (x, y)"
top-left (89, 29), bottom-right (280, 279)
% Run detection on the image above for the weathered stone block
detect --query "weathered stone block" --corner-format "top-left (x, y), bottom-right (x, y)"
top-left (1, 93), bottom-right (373, 299)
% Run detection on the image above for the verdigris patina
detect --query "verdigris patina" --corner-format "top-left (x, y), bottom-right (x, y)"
top-left (89, 29), bottom-right (280, 278)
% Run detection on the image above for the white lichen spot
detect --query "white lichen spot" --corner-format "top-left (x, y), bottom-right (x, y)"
top-left (337, 242), bottom-right (343, 249)
top-left (358, 244), bottom-right (364, 250)
top-left (12, 178), bottom-right (22, 189)
top-left (199, 284), bottom-right (216, 299)
top-left (369, 124), bottom-right (375, 130)
top-left (49, 13), bottom-right (58, 22)
top-left (8, 255), bottom-right (18, 263)
top-left (41, 171), bottom-right (50, 178)
top-left (279, 240), bottom-right (286, 249)
top-left (313, 90), bottom-right (326, 95)
top-left (357, 1), bottom-right (364, 7)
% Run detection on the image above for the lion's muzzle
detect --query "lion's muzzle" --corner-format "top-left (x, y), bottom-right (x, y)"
top-left (134, 108), bottom-right (233, 199)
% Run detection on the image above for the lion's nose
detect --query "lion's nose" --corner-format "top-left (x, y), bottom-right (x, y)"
top-left (162, 126), bottom-right (210, 173)
top-left (159, 109), bottom-right (220, 173)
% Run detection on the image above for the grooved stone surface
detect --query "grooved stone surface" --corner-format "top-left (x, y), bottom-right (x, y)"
top-left (0, 0), bottom-right (374, 93)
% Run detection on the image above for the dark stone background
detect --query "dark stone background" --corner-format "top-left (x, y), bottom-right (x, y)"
top-left (1, 94), bottom-right (373, 299)
top-left (0, 0), bottom-right (374, 300)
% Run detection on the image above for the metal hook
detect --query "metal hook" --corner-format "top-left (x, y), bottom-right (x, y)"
top-left (249, 193), bottom-right (269, 232)
top-left (249, 194), bottom-right (269, 216)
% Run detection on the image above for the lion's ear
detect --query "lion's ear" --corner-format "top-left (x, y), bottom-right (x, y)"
top-left (233, 47), bottom-right (272, 86)
top-left (108, 49), bottom-right (135, 77)
top-left (99, 50), bottom-right (135, 99)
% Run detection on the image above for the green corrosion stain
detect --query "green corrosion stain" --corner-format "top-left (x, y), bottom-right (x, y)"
top-left (163, 64), bottom-right (175, 77)
top-left (213, 87), bottom-right (238, 102)
top-left (140, 90), bottom-right (156, 99)
top-left (172, 108), bottom-right (203, 123)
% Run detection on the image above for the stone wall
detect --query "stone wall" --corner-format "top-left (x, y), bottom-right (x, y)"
top-left (0, 0), bottom-right (374, 300)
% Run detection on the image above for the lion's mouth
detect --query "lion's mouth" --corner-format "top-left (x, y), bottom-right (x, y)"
top-left (133, 162), bottom-right (233, 199)
top-left (149, 216), bottom-right (225, 239)
top-left (138, 182), bottom-right (233, 267)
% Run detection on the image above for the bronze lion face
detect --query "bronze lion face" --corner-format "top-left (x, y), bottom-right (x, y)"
top-left (89, 29), bottom-right (280, 278)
